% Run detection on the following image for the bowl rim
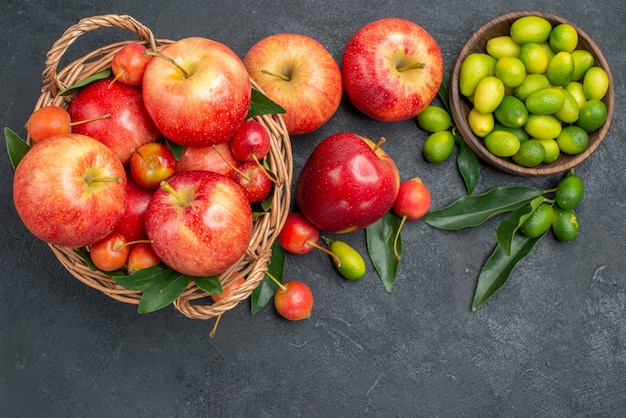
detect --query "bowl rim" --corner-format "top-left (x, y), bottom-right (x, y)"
top-left (449, 11), bottom-right (615, 176)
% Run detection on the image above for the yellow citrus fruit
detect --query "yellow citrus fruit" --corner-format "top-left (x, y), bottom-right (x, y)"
top-left (521, 203), bottom-right (554, 238)
top-left (468, 108), bottom-right (494, 137)
top-left (582, 66), bottom-right (609, 100)
top-left (539, 42), bottom-right (556, 63)
top-left (552, 207), bottom-right (579, 243)
top-left (519, 42), bottom-right (549, 74)
top-left (514, 73), bottom-right (550, 101)
top-left (484, 130), bottom-right (521, 157)
top-left (565, 81), bottom-right (587, 108)
top-left (570, 49), bottom-right (595, 81)
top-left (536, 138), bottom-right (561, 163)
top-left (510, 16), bottom-right (552, 44)
top-left (555, 173), bottom-right (584, 210)
top-left (494, 95), bottom-right (528, 128)
top-left (417, 105), bottom-right (452, 132)
top-left (524, 114), bottom-right (562, 140)
top-left (554, 88), bottom-right (580, 123)
top-left (575, 99), bottom-right (607, 133)
top-left (512, 139), bottom-right (546, 167)
top-left (423, 131), bottom-right (455, 163)
top-left (473, 76), bottom-right (505, 114)
top-left (549, 23), bottom-right (579, 53)
top-left (486, 36), bottom-right (522, 59)
top-left (493, 123), bottom-right (530, 143)
top-left (547, 51), bottom-right (575, 86)
top-left (525, 88), bottom-right (566, 115)
top-left (494, 56), bottom-right (527, 87)
top-left (556, 125), bottom-right (589, 154)
top-left (458, 53), bottom-right (497, 97)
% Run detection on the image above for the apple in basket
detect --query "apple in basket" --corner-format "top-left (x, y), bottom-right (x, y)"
top-left (342, 17), bottom-right (444, 121)
top-left (13, 133), bottom-right (127, 248)
top-left (142, 37), bottom-right (251, 148)
top-left (144, 170), bottom-right (253, 277)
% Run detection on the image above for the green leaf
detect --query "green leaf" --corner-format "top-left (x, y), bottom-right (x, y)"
top-left (366, 211), bottom-right (402, 293)
top-left (4, 127), bottom-right (30, 169)
top-left (251, 240), bottom-right (286, 315)
top-left (437, 71), bottom-right (452, 114)
top-left (453, 130), bottom-right (480, 195)
top-left (138, 271), bottom-right (192, 314)
top-left (194, 276), bottom-right (222, 295)
top-left (496, 196), bottom-right (544, 255)
top-left (114, 263), bottom-right (175, 291)
top-left (58, 69), bottom-right (112, 96)
top-left (248, 89), bottom-right (286, 118)
top-left (472, 230), bottom-right (547, 311)
top-left (421, 186), bottom-right (545, 230)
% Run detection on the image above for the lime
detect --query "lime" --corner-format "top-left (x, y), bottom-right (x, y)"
top-left (570, 49), bottom-right (595, 81)
top-left (495, 56), bottom-right (527, 87)
top-left (468, 108), bottom-right (494, 137)
top-left (484, 130), bottom-right (521, 157)
top-left (494, 95), bottom-right (528, 128)
top-left (552, 207), bottom-right (579, 243)
top-left (556, 125), bottom-right (588, 154)
top-left (525, 88), bottom-right (566, 115)
top-left (459, 53), bottom-right (497, 97)
top-left (549, 23), bottom-right (579, 53)
top-left (536, 138), bottom-right (561, 163)
top-left (554, 88), bottom-right (580, 123)
top-left (565, 81), bottom-right (587, 108)
top-left (486, 36), bottom-right (522, 59)
top-left (423, 131), bottom-right (455, 163)
top-left (519, 42), bottom-right (549, 74)
top-left (329, 240), bottom-right (366, 280)
top-left (514, 73), bottom-right (550, 101)
top-left (575, 99), bottom-right (607, 133)
top-left (493, 123), bottom-right (530, 143)
top-left (417, 105), bottom-right (452, 132)
top-left (510, 16), bottom-right (552, 44)
top-left (524, 114), bottom-right (562, 140)
top-left (555, 173), bottom-right (584, 210)
top-left (512, 139), bottom-right (546, 167)
top-left (520, 203), bottom-right (554, 238)
top-left (547, 51), bottom-right (575, 86)
top-left (473, 76), bottom-right (505, 114)
top-left (582, 67), bottom-right (610, 100)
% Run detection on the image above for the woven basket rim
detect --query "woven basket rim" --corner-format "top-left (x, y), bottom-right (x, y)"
top-left (30, 14), bottom-right (293, 320)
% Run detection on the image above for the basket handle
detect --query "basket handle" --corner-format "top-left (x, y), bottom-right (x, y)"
top-left (41, 14), bottom-right (158, 96)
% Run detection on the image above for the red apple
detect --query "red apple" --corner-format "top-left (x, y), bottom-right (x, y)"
top-left (296, 132), bottom-right (400, 234)
top-left (129, 142), bottom-right (177, 189)
top-left (142, 37), bottom-right (251, 147)
top-left (110, 43), bottom-right (152, 86)
top-left (176, 141), bottom-right (242, 177)
top-left (13, 133), bottom-right (127, 247)
top-left (112, 173), bottom-right (153, 241)
top-left (244, 33), bottom-right (342, 135)
top-left (144, 170), bottom-right (253, 277)
top-left (342, 17), bottom-right (444, 121)
top-left (68, 77), bottom-right (162, 164)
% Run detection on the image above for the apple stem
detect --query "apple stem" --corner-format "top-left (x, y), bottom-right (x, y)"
top-left (252, 155), bottom-right (278, 184)
top-left (70, 113), bottom-right (112, 127)
top-left (144, 50), bottom-right (190, 78)
top-left (212, 145), bottom-right (250, 181)
top-left (85, 175), bottom-right (123, 185)
top-left (372, 137), bottom-right (386, 152)
top-left (209, 314), bottom-right (222, 338)
top-left (265, 270), bottom-right (287, 292)
top-left (309, 240), bottom-right (341, 268)
top-left (397, 62), bottom-right (426, 72)
top-left (159, 180), bottom-right (190, 206)
top-left (393, 215), bottom-right (407, 260)
top-left (261, 69), bottom-right (290, 81)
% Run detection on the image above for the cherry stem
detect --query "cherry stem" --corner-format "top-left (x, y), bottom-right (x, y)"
top-left (210, 314), bottom-right (222, 338)
top-left (114, 238), bottom-right (153, 251)
top-left (212, 145), bottom-right (250, 181)
top-left (393, 216), bottom-right (407, 260)
top-left (397, 62), bottom-right (425, 72)
top-left (252, 155), bottom-right (278, 184)
top-left (265, 271), bottom-right (286, 292)
top-left (160, 180), bottom-right (189, 206)
top-left (261, 69), bottom-right (290, 81)
top-left (372, 137), bottom-right (386, 152)
top-left (70, 113), bottom-right (111, 127)
top-left (108, 71), bottom-right (125, 89)
top-left (144, 50), bottom-right (190, 78)
top-left (309, 239), bottom-right (341, 268)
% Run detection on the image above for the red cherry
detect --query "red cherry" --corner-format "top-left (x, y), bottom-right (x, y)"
top-left (129, 142), bottom-right (177, 189)
top-left (274, 281), bottom-right (314, 321)
top-left (25, 105), bottom-right (111, 143)
top-left (230, 119), bottom-right (271, 162)
top-left (110, 43), bottom-right (152, 87)
top-left (127, 242), bottom-right (161, 274)
top-left (231, 162), bottom-right (273, 203)
top-left (392, 177), bottom-right (431, 260)
top-left (90, 232), bottom-right (131, 272)
top-left (211, 276), bottom-right (246, 303)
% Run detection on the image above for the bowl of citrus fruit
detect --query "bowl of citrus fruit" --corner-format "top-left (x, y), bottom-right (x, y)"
top-left (450, 11), bottom-right (614, 176)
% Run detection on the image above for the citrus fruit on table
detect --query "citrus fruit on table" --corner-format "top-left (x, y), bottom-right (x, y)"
top-left (552, 207), bottom-right (579, 243)
top-left (423, 130), bottom-right (455, 163)
top-left (555, 173), bottom-right (584, 210)
top-left (417, 105), bottom-right (452, 132)
top-left (521, 203), bottom-right (554, 238)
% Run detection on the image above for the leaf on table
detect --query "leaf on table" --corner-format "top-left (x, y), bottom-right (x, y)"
top-left (58, 69), bottom-right (112, 96)
top-left (471, 230), bottom-right (547, 311)
top-left (453, 130), bottom-right (480, 195)
top-left (496, 196), bottom-right (544, 255)
top-left (4, 127), bottom-right (30, 169)
top-left (366, 211), bottom-right (402, 293)
top-left (421, 186), bottom-right (545, 230)
top-left (250, 240), bottom-right (286, 315)
top-left (248, 89), bottom-right (286, 118)
top-left (138, 271), bottom-right (192, 314)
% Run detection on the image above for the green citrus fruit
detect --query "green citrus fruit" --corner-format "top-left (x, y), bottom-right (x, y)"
top-left (554, 88), bottom-right (580, 123)
top-left (575, 99), bottom-right (607, 133)
top-left (552, 207), bottom-right (579, 243)
top-left (547, 51), bottom-right (575, 87)
top-left (525, 88), bottom-right (566, 115)
top-left (565, 81), bottom-right (587, 109)
top-left (570, 49), bottom-right (595, 81)
top-left (514, 73), bottom-right (550, 101)
top-left (495, 56), bottom-right (527, 87)
top-left (582, 67), bottom-right (610, 100)
top-left (555, 173), bottom-right (584, 210)
top-left (493, 123), bottom-right (530, 143)
top-left (512, 139), bottom-right (546, 167)
top-left (474, 76), bottom-right (505, 114)
top-left (536, 138), bottom-right (561, 163)
top-left (519, 42), bottom-right (549, 74)
top-left (521, 203), bottom-right (554, 238)
top-left (484, 130), bottom-right (521, 157)
top-left (417, 105), bottom-right (452, 132)
top-left (329, 240), bottom-right (366, 280)
top-left (556, 125), bottom-right (589, 154)
top-left (423, 131), bottom-right (455, 163)
top-left (524, 114), bottom-right (562, 140)
top-left (549, 23), bottom-right (579, 53)
top-left (510, 16), bottom-right (552, 44)
top-left (458, 53), bottom-right (497, 97)
top-left (486, 36), bottom-right (522, 59)
top-left (494, 95), bottom-right (529, 128)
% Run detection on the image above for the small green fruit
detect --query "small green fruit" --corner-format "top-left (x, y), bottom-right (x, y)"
top-left (327, 239), bottom-right (366, 280)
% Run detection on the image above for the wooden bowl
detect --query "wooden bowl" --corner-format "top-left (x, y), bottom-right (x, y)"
top-left (449, 11), bottom-right (614, 176)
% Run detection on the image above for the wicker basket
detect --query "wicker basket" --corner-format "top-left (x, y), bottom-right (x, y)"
top-left (449, 11), bottom-right (614, 176)
top-left (30, 14), bottom-right (293, 320)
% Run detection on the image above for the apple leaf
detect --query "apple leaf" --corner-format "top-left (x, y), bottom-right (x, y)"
top-left (58, 69), bottom-right (112, 96)
top-left (250, 240), bottom-right (285, 315)
top-left (248, 89), bottom-right (286, 118)
top-left (138, 271), bottom-right (192, 314)
top-left (4, 127), bottom-right (30, 169)
top-left (366, 211), bottom-right (402, 293)
top-left (194, 276), bottom-right (222, 295)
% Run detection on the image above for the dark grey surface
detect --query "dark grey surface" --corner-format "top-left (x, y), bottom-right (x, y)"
top-left (2, 1), bottom-right (625, 417)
